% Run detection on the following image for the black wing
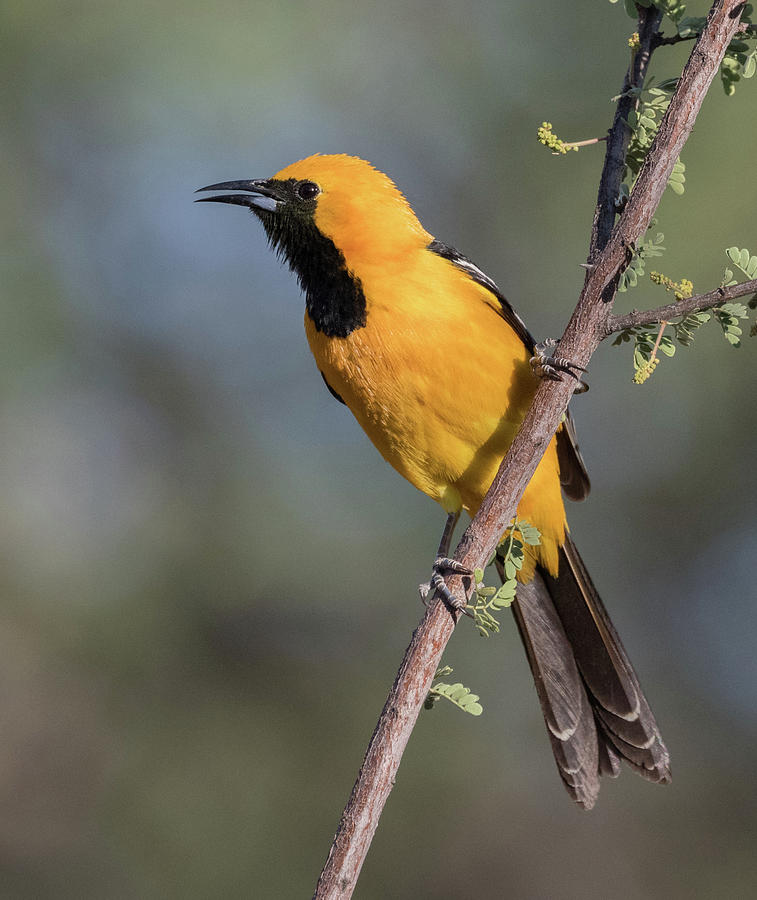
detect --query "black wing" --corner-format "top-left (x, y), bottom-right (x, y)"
top-left (428, 239), bottom-right (590, 501)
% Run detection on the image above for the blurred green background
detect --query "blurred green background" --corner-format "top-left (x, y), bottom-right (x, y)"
top-left (2, 1), bottom-right (756, 897)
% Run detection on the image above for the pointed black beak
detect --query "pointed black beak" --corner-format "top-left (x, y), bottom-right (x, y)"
top-left (195, 179), bottom-right (282, 212)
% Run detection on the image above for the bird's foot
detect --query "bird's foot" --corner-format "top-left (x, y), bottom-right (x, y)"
top-left (530, 339), bottom-right (588, 394)
top-left (419, 556), bottom-right (473, 611)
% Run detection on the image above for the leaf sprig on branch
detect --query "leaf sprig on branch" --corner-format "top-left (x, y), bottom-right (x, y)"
top-left (623, 79), bottom-right (686, 196)
top-left (467, 520), bottom-right (541, 637)
top-left (611, 247), bottom-right (755, 382)
top-left (617, 228), bottom-right (666, 292)
top-left (425, 666), bottom-right (483, 717)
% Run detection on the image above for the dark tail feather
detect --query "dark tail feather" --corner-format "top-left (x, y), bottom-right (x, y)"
top-left (503, 536), bottom-right (670, 808)
top-left (510, 572), bottom-right (602, 808)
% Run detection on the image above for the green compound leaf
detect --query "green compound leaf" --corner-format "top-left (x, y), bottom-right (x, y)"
top-left (713, 303), bottom-right (749, 347)
top-left (719, 302), bottom-right (749, 317)
top-left (428, 682), bottom-right (483, 716)
top-left (674, 311), bottom-right (710, 346)
top-left (719, 8), bottom-right (757, 96)
top-left (624, 75), bottom-right (687, 197)
top-left (612, 329), bottom-right (633, 345)
top-left (678, 16), bottom-right (707, 38)
top-left (467, 519), bottom-right (534, 635)
top-left (491, 579), bottom-right (517, 610)
top-left (667, 160), bottom-right (686, 195)
top-left (618, 231), bottom-right (666, 292)
top-left (659, 0), bottom-right (687, 25)
top-left (517, 522), bottom-right (542, 546)
top-left (726, 247), bottom-right (757, 279)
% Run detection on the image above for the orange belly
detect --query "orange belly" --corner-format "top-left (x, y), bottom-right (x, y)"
top-left (304, 256), bottom-right (567, 580)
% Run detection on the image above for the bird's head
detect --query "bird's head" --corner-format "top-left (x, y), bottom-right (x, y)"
top-left (197, 153), bottom-right (431, 266)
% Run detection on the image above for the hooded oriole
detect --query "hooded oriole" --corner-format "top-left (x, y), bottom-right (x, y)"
top-left (198, 153), bottom-right (670, 808)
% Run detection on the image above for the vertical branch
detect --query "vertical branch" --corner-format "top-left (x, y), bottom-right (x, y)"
top-left (591, 4), bottom-right (664, 255)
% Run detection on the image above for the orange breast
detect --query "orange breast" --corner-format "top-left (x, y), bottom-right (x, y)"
top-left (305, 250), bottom-right (566, 579)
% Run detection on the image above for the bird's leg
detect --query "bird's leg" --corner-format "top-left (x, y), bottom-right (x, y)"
top-left (418, 511), bottom-right (473, 611)
top-left (435, 509), bottom-right (459, 559)
top-left (530, 339), bottom-right (589, 394)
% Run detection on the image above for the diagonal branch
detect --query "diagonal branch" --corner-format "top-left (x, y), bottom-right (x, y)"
top-left (312, 3), bottom-right (747, 898)
top-left (606, 278), bottom-right (757, 334)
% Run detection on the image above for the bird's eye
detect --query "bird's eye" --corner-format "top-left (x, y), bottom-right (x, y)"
top-left (295, 180), bottom-right (321, 201)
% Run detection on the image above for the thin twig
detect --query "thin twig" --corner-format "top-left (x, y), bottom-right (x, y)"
top-left (312, 4), bottom-right (747, 898)
top-left (605, 278), bottom-right (757, 334)
top-left (655, 21), bottom-right (756, 46)
top-left (591, 5), bottom-right (664, 259)
top-left (648, 320), bottom-right (669, 367)
top-left (655, 33), bottom-right (698, 46)
top-left (565, 135), bottom-right (609, 149)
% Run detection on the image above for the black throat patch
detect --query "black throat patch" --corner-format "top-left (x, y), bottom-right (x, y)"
top-left (257, 182), bottom-right (367, 339)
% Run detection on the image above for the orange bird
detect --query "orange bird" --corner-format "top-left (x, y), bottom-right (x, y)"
top-left (198, 154), bottom-right (669, 808)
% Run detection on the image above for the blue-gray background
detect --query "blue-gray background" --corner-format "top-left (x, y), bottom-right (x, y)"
top-left (2, 1), bottom-right (756, 897)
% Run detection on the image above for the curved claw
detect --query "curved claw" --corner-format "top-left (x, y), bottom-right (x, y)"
top-left (531, 339), bottom-right (589, 393)
top-left (430, 572), bottom-right (467, 610)
top-left (433, 556), bottom-right (473, 576)
top-left (425, 557), bottom-right (474, 611)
